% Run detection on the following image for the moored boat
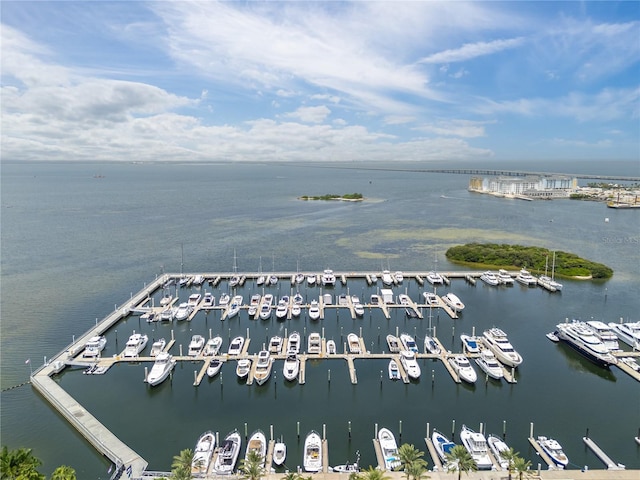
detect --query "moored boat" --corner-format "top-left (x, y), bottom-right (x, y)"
top-left (442, 292), bottom-right (465, 311)
top-left (332, 450), bottom-right (360, 473)
top-left (321, 269), bottom-right (336, 286)
top-left (399, 350), bottom-right (421, 379)
top-left (423, 291), bottom-right (440, 306)
top-left (608, 321), bottom-right (640, 349)
top-left (400, 333), bottom-right (418, 353)
top-left (460, 334), bottom-right (480, 354)
top-left (272, 440), bottom-right (287, 466)
top-left (188, 335), bottom-right (205, 356)
top-left (460, 425), bottom-right (492, 470)
top-left (482, 328), bottom-right (523, 368)
top-left (432, 429), bottom-right (456, 464)
top-left (308, 332), bottom-right (321, 354)
top-left (303, 430), bottom-right (323, 472)
top-left (426, 271), bottom-right (444, 285)
top-left (123, 333), bottom-right (148, 357)
top-left (214, 430), bottom-right (242, 474)
top-left (487, 434), bottom-right (510, 470)
top-left (480, 271), bottom-right (499, 286)
top-left (206, 358), bottom-right (223, 377)
top-left (496, 269), bottom-right (514, 285)
top-left (226, 295), bottom-right (243, 319)
top-left (259, 294), bottom-right (273, 320)
top-left (192, 430), bottom-right (216, 476)
top-left (586, 320), bottom-right (620, 351)
top-left (474, 349), bottom-right (504, 380)
top-left (283, 354), bottom-right (299, 381)
top-left (308, 300), bottom-right (321, 320)
top-left (555, 321), bottom-right (618, 367)
top-left (245, 430), bottom-right (267, 467)
top-left (203, 336), bottom-right (223, 356)
top-left (236, 358), bottom-right (251, 379)
top-left (146, 352), bottom-right (176, 386)
top-left (287, 331), bottom-right (301, 355)
top-left (515, 268), bottom-right (537, 286)
top-left (424, 336), bottom-right (441, 355)
top-left (269, 336), bottom-right (283, 354)
top-left (537, 435), bottom-right (569, 468)
top-left (174, 302), bottom-right (193, 321)
top-left (388, 359), bottom-right (400, 380)
top-left (83, 335), bottom-right (107, 358)
top-left (275, 299), bottom-right (288, 319)
top-left (347, 333), bottom-right (361, 354)
top-left (253, 350), bottom-right (273, 385)
top-left (228, 336), bottom-right (245, 355)
top-left (386, 334), bottom-right (401, 353)
top-left (326, 339), bottom-right (336, 354)
top-left (448, 354), bottom-right (477, 383)
top-left (149, 338), bottom-right (166, 357)
top-left (377, 427), bottom-right (400, 471)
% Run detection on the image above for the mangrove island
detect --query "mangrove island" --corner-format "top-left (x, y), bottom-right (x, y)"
top-left (299, 193), bottom-right (364, 201)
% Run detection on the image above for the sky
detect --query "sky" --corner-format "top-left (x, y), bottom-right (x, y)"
top-left (1, 1), bottom-right (639, 163)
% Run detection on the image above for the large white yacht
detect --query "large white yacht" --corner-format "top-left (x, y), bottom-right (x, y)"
top-left (283, 354), bottom-right (299, 381)
top-left (174, 302), bottom-right (193, 321)
top-left (555, 321), bottom-right (618, 367)
top-left (399, 351), bottom-right (421, 379)
top-left (188, 335), bottom-right (205, 357)
top-left (496, 269), bottom-right (514, 285)
top-left (203, 336), bottom-right (223, 356)
top-left (442, 292), bottom-right (465, 311)
top-left (253, 350), bottom-right (273, 385)
top-left (308, 300), bottom-right (321, 320)
top-left (480, 271), bottom-right (499, 286)
top-left (608, 321), bottom-right (640, 349)
top-left (191, 431), bottom-right (216, 477)
top-left (307, 332), bottom-right (321, 354)
top-left (448, 354), bottom-right (477, 384)
top-left (303, 430), bottom-right (323, 472)
top-left (245, 430), bottom-right (267, 467)
top-left (377, 427), bottom-right (401, 471)
top-left (214, 430), bottom-right (242, 475)
top-left (82, 335), bottom-right (107, 358)
top-left (482, 328), bottom-right (523, 368)
top-left (400, 333), bottom-right (418, 353)
top-left (321, 269), bottom-right (336, 286)
top-left (537, 436), bottom-right (569, 468)
top-left (474, 349), bottom-right (504, 380)
top-left (515, 268), bottom-right (537, 286)
top-left (381, 270), bottom-right (394, 286)
top-left (460, 425), bottom-right (492, 470)
top-left (426, 271), bottom-right (444, 285)
top-left (586, 320), bottom-right (620, 351)
top-left (146, 352), bottom-right (176, 386)
top-left (123, 333), bottom-right (148, 357)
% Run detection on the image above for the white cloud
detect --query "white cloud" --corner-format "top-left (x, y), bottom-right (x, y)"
top-left (419, 37), bottom-right (525, 64)
top-left (415, 120), bottom-right (488, 138)
top-left (283, 105), bottom-right (331, 124)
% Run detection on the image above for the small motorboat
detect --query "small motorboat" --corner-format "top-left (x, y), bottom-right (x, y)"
top-left (348, 333), bottom-right (361, 354)
top-left (460, 334), bottom-right (480, 354)
top-left (206, 358), bottom-right (223, 377)
top-left (546, 331), bottom-right (560, 342)
top-left (432, 429), bottom-right (456, 464)
top-left (275, 299), bottom-right (288, 319)
top-left (386, 334), bottom-right (401, 353)
top-left (332, 450), bottom-right (360, 473)
top-left (236, 359), bottom-right (251, 379)
top-left (245, 430), bottom-right (267, 467)
top-left (228, 336), bottom-right (245, 355)
top-left (253, 350), bottom-right (273, 386)
top-left (287, 332), bottom-right (301, 355)
top-left (448, 354), bottom-right (477, 384)
top-left (269, 336), bottom-right (283, 354)
top-left (388, 359), bottom-right (400, 380)
top-left (188, 335), bottom-right (205, 357)
top-left (149, 338), bottom-right (166, 357)
top-left (308, 300), bottom-right (321, 320)
top-left (303, 430), bottom-right (323, 472)
top-left (272, 440), bottom-right (287, 466)
top-left (424, 336), bottom-right (441, 355)
top-left (326, 339), bottom-right (336, 354)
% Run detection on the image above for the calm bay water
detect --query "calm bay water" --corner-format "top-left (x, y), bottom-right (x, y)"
top-left (1, 160), bottom-right (639, 477)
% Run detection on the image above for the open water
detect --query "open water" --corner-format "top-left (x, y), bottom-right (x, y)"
top-left (1, 160), bottom-right (639, 477)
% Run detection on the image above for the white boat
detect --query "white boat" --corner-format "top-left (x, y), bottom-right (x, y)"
top-left (283, 354), bottom-right (299, 381)
top-left (303, 430), bottom-right (323, 472)
top-left (214, 430), bottom-right (242, 474)
top-left (555, 321), bottom-right (618, 367)
top-left (269, 275), bottom-right (278, 285)
top-left (515, 268), bottom-right (537, 286)
top-left (332, 450), bottom-right (360, 473)
top-left (586, 321), bottom-right (620, 351)
top-left (326, 339), bottom-right (336, 354)
top-left (149, 338), bottom-right (166, 357)
top-left (320, 269), bottom-right (336, 287)
top-left (229, 275), bottom-right (240, 288)
top-left (442, 293), bottom-right (465, 311)
top-left (236, 358), bottom-right (251, 378)
top-left (159, 306), bottom-right (176, 322)
top-left (538, 253), bottom-right (563, 291)
top-left (608, 321), bottom-right (640, 349)
top-left (432, 429), bottom-right (456, 464)
top-left (352, 296), bottom-right (365, 316)
top-left (448, 354), bottom-right (477, 383)
top-left (293, 292), bottom-right (304, 304)
top-left (537, 436), bottom-right (569, 468)
top-left (460, 425), bottom-right (492, 470)
top-left (460, 334), bottom-right (480, 354)
top-left (259, 294), bottom-right (273, 320)
top-left (228, 336), bottom-right (245, 355)
top-left (287, 331), bottom-right (301, 354)
top-left (219, 293), bottom-right (231, 307)
top-left (188, 335), bottom-right (205, 356)
top-left (272, 440), bottom-right (287, 466)
top-left (295, 273), bottom-right (305, 284)
top-left (188, 293), bottom-right (201, 307)
top-left (268, 336), bottom-right (283, 354)
top-left (206, 358), bottom-right (223, 377)
top-left (370, 294), bottom-right (382, 306)
top-left (377, 427), bottom-right (400, 471)
top-left (146, 352), bottom-right (176, 386)
top-left (174, 302), bottom-right (193, 321)
top-left (423, 291), bottom-right (440, 307)
top-left (245, 430), bottom-right (267, 466)
top-left (424, 336), bottom-right (441, 355)
top-left (370, 273), bottom-right (378, 284)
top-left (381, 270), bottom-right (394, 286)
top-left (226, 295), bottom-right (243, 319)
top-left (475, 349), bottom-right (504, 380)
top-left (386, 334), bottom-right (401, 353)
top-left (83, 335), bottom-right (107, 358)
top-left (394, 271), bottom-right (404, 283)
top-left (291, 303), bottom-right (301, 317)
top-left (160, 291), bottom-right (173, 306)
top-left (307, 274), bottom-right (317, 286)
top-left (202, 292), bottom-right (215, 308)
top-left (192, 431), bottom-right (216, 476)
top-left (308, 300), bottom-right (321, 320)
top-left (348, 333), bottom-right (361, 354)
top-left (338, 294), bottom-right (349, 306)
top-left (192, 275), bottom-right (205, 286)
top-left (308, 332), bottom-right (322, 354)
top-left (388, 359), bottom-right (400, 380)
top-left (256, 275), bottom-right (266, 287)
top-left (480, 271), bottom-right (499, 286)
top-left (546, 331), bottom-right (560, 342)
top-left (487, 434), bottom-right (510, 470)
top-left (496, 269), bottom-right (514, 285)
top-left (426, 271), bottom-right (444, 285)
top-left (482, 328), bottom-right (523, 368)
top-left (203, 336), bottom-right (223, 356)
top-left (275, 299), bottom-right (288, 319)
top-left (399, 350), bottom-right (421, 379)
top-left (253, 350), bottom-right (273, 385)
top-left (123, 333), bottom-right (148, 357)
top-left (400, 333), bottom-right (418, 353)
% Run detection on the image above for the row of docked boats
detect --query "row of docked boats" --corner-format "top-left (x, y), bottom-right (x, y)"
top-left (480, 267), bottom-right (564, 292)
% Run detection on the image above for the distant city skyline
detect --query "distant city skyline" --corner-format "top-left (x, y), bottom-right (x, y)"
top-left (1, 1), bottom-right (638, 163)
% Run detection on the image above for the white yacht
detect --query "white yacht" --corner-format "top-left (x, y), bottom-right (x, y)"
top-left (321, 269), bottom-right (336, 286)
top-left (236, 358), bottom-right (251, 379)
top-left (192, 275), bottom-right (205, 286)
top-left (149, 338), bottom-right (166, 357)
top-left (442, 292), bottom-right (465, 311)
top-left (515, 268), bottom-right (537, 286)
top-left (245, 430), bottom-right (267, 467)
top-left (394, 271), bottom-right (404, 283)
top-left (307, 274), bottom-right (317, 286)
top-left (191, 431), bottom-right (216, 476)
top-left (293, 292), bottom-right (304, 304)
top-left (586, 320), bottom-right (620, 351)
top-left (388, 359), bottom-right (400, 380)
top-left (424, 336), bottom-right (441, 355)
top-left (487, 434), bottom-right (510, 470)
top-left (174, 302), bottom-right (193, 321)
top-left (226, 295), bottom-right (243, 319)
top-left (146, 352), bottom-right (176, 386)
top-left (159, 306), bottom-right (176, 322)
top-left (259, 294), bottom-right (273, 320)
top-left (555, 321), bottom-right (618, 367)
top-left (308, 300), bottom-right (321, 320)
top-left (228, 336), bottom-right (245, 356)
top-left (460, 425), bottom-right (492, 470)
top-left (381, 270), bottom-right (394, 286)
top-left (480, 271), bottom-right (499, 286)
top-left (123, 333), bottom-right (148, 357)
top-left (608, 321), bottom-right (640, 349)
top-left (283, 354), bottom-right (299, 381)
top-left (206, 358), bottom-right (223, 377)
top-left (369, 273), bottom-right (378, 284)
top-left (348, 333), bottom-right (361, 354)
top-left (201, 292), bottom-right (215, 308)
top-left (275, 299), bottom-right (288, 319)
top-left (326, 339), bottom-right (336, 354)
top-left (287, 331), bottom-right (301, 354)
top-left (497, 269), bottom-right (514, 285)
top-left (352, 296), bottom-right (365, 316)
top-left (203, 336), bottom-right (223, 356)
top-left (188, 293), bottom-right (201, 307)
top-left (400, 333), bottom-right (418, 353)
top-left (377, 427), bottom-right (400, 471)
top-left (426, 271), bottom-right (444, 285)
top-left (268, 336), bottom-right (283, 354)
top-left (253, 350), bottom-right (273, 385)
top-left (83, 335), bottom-right (107, 358)
top-left (537, 436), bottom-right (569, 468)
top-left (307, 332), bottom-right (322, 354)
top-left (460, 334), bottom-right (480, 354)
top-left (188, 335), bottom-right (205, 356)
top-left (303, 430), bottom-right (323, 472)
top-left (248, 294), bottom-right (261, 316)
top-left (399, 350), bottom-right (421, 379)
top-left (291, 303), bottom-right (301, 317)
top-left (272, 440), bottom-right (287, 466)
top-left (218, 293), bottom-right (231, 307)
top-left (386, 334), bottom-right (401, 353)
top-left (423, 291), bottom-right (440, 307)
top-left (160, 290), bottom-right (173, 306)
top-left (214, 430), bottom-right (242, 475)
top-left (432, 429), bottom-right (456, 465)
top-left (475, 349), bottom-right (504, 380)
top-left (482, 328), bottom-right (523, 368)
top-left (448, 354), bottom-right (477, 383)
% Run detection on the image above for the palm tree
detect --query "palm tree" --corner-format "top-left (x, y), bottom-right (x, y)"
top-left (239, 449), bottom-right (265, 480)
top-left (280, 473), bottom-right (303, 480)
top-left (512, 456), bottom-right (533, 480)
top-left (444, 445), bottom-right (477, 480)
top-left (404, 461), bottom-right (430, 480)
top-left (397, 444), bottom-right (427, 479)
top-left (499, 447), bottom-right (518, 480)
top-left (171, 448), bottom-right (194, 480)
top-left (50, 465), bottom-right (76, 480)
top-left (0, 447), bottom-right (45, 480)
top-left (361, 466), bottom-right (391, 480)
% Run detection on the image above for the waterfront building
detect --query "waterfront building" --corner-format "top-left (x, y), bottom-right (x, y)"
top-left (469, 175), bottom-right (577, 199)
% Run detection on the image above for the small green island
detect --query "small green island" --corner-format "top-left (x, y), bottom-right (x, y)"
top-left (299, 193), bottom-right (364, 201)
top-left (445, 243), bottom-right (613, 279)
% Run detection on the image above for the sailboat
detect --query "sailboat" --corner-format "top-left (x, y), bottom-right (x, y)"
top-left (229, 249), bottom-right (240, 288)
top-left (538, 252), bottom-right (563, 292)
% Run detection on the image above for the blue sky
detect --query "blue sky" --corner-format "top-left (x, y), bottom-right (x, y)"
top-left (1, 1), bottom-right (638, 163)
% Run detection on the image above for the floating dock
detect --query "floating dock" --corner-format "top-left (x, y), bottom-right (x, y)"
top-left (583, 436), bottom-right (625, 470)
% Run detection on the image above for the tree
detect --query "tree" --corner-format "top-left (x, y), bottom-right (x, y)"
top-left (499, 447), bottom-right (518, 480)
top-left (239, 449), bottom-right (265, 480)
top-left (361, 466), bottom-right (391, 480)
top-left (280, 473), bottom-right (303, 480)
top-left (397, 444), bottom-right (428, 480)
top-left (404, 461), bottom-right (430, 480)
top-left (444, 445), bottom-right (477, 480)
top-left (50, 465), bottom-right (76, 480)
top-left (0, 447), bottom-right (45, 480)
top-left (171, 448), bottom-right (194, 480)
top-left (512, 456), bottom-right (533, 480)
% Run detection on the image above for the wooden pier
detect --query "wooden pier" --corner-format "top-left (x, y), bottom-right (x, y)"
top-left (424, 436), bottom-right (444, 471)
